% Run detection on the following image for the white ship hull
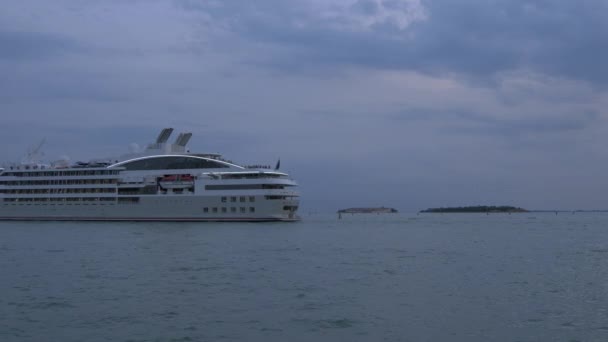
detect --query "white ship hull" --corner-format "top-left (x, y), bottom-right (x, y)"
top-left (0, 195), bottom-right (299, 221)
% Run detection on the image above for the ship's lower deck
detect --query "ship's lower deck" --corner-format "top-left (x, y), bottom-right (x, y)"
top-left (0, 195), bottom-right (300, 222)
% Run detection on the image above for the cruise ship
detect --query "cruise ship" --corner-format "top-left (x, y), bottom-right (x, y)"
top-left (0, 128), bottom-right (300, 221)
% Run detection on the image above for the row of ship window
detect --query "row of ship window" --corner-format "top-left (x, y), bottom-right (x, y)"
top-left (3, 197), bottom-right (116, 203)
top-left (0, 179), bottom-right (117, 186)
top-left (220, 174), bottom-right (283, 179)
top-left (206, 184), bottom-right (285, 190)
top-left (1, 170), bottom-right (119, 177)
top-left (222, 196), bottom-right (255, 203)
top-left (2, 198), bottom-right (139, 204)
top-left (204, 207), bottom-right (255, 213)
top-left (0, 188), bottom-right (116, 194)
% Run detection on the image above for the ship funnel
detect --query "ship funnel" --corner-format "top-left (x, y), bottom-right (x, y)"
top-left (156, 128), bottom-right (173, 144)
top-left (175, 132), bottom-right (192, 147)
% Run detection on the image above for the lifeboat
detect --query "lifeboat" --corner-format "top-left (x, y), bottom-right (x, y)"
top-left (158, 174), bottom-right (195, 189)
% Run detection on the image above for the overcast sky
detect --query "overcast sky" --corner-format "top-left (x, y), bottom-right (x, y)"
top-left (1, 0), bottom-right (607, 212)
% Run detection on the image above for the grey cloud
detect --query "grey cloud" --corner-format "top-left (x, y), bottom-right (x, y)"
top-left (472, 112), bottom-right (599, 137)
top-left (416, 0), bottom-right (608, 84)
top-left (440, 112), bottom-right (601, 154)
top-left (351, 0), bottom-right (381, 16)
top-left (180, 0), bottom-right (608, 85)
top-left (0, 31), bottom-right (81, 60)
top-left (388, 107), bottom-right (600, 151)
top-left (0, 68), bottom-right (131, 103)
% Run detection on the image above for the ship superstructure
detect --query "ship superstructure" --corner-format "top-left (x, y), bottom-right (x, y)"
top-left (0, 128), bottom-right (300, 221)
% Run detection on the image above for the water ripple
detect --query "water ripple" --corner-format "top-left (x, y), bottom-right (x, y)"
top-left (2, 214), bottom-right (608, 341)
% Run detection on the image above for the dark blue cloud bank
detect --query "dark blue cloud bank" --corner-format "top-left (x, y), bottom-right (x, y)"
top-left (0, 31), bottom-right (81, 60)
top-left (180, 0), bottom-right (608, 84)
top-left (0, 0), bottom-right (607, 211)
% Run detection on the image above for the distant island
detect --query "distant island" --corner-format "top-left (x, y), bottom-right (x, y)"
top-left (420, 206), bottom-right (528, 213)
top-left (338, 207), bottom-right (398, 214)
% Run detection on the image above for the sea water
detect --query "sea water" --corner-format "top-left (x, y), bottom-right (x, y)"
top-left (1, 213), bottom-right (608, 342)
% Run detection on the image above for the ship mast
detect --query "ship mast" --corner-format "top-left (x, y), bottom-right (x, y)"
top-left (21, 138), bottom-right (46, 165)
